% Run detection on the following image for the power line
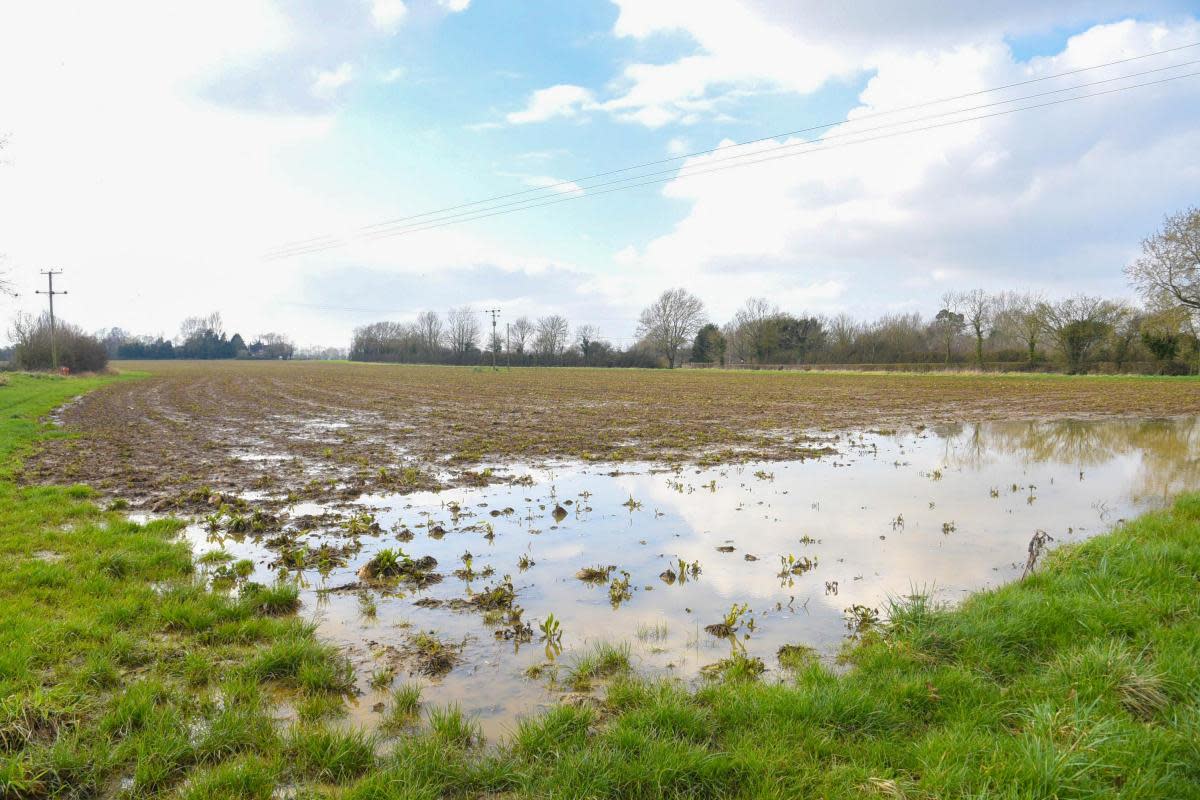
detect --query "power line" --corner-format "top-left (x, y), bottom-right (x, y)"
top-left (263, 41), bottom-right (1200, 259)
top-left (269, 68), bottom-right (1200, 257)
top-left (348, 60), bottom-right (1198, 239)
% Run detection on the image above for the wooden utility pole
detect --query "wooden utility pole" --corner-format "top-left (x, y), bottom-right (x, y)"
top-left (35, 270), bottom-right (67, 370)
top-left (485, 309), bottom-right (500, 370)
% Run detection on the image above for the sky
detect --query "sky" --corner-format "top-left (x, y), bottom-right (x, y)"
top-left (1, 0), bottom-right (1199, 348)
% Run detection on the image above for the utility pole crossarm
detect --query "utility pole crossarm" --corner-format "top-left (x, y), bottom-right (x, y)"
top-left (35, 270), bottom-right (67, 370)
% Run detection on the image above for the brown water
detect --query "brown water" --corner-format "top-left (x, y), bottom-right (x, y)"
top-left (182, 417), bottom-right (1200, 739)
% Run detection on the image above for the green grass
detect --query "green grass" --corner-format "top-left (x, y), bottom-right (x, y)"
top-left (3, 371), bottom-right (1200, 798)
top-left (0, 374), bottom-right (351, 797)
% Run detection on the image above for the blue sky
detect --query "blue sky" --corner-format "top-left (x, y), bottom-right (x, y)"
top-left (2, 0), bottom-right (1199, 347)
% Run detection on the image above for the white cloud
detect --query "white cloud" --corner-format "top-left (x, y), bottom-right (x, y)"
top-left (667, 137), bottom-right (691, 156)
top-left (603, 17), bottom-right (1200, 320)
top-left (379, 66), bottom-right (406, 84)
top-left (368, 0), bottom-right (408, 32)
top-left (504, 84), bottom-right (595, 124)
top-left (311, 62), bottom-right (355, 99)
top-left (439, 0), bottom-right (471, 12)
top-left (596, 0), bottom-right (859, 128)
top-left (0, 3), bottom-right (569, 348)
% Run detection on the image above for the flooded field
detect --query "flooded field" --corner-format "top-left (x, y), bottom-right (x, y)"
top-left (173, 417), bottom-right (1199, 738)
top-left (24, 361), bottom-right (1200, 511)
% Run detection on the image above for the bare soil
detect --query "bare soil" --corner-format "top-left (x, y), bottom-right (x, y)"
top-left (20, 360), bottom-right (1200, 510)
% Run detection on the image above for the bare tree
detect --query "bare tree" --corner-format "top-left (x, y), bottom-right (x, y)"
top-left (637, 288), bottom-right (706, 368)
top-left (255, 332), bottom-right (296, 359)
top-left (535, 314), bottom-right (570, 364)
top-left (178, 312), bottom-right (224, 343)
top-left (446, 307), bottom-right (480, 355)
top-left (1039, 295), bottom-right (1123, 374)
top-left (575, 324), bottom-right (602, 362)
top-left (414, 311), bottom-right (443, 353)
top-left (1107, 307), bottom-right (1142, 372)
top-left (1126, 207), bottom-right (1200, 312)
top-left (510, 316), bottom-right (534, 355)
top-left (726, 297), bottom-right (778, 364)
top-left (825, 313), bottom-right (859, 362)
top-left (995, 291), bottom-right (1045, 365)
top-left (947, 289), bottom-right (994, 368)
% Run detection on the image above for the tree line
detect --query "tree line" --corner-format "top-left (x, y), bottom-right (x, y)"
top-left (99, 313), bottom-right (301, 361)
top-left (349, 308), bottom-right (663, 368)
top-left (2, 311), bottom-right (317, 372)
top-left (5, 206), bottom-right (1198, 375)
top-left (348, 207), bottom-right (1200, 375)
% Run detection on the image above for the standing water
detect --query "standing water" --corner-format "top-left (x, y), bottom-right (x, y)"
top-left (183, 418), bottom-right (1200, 739)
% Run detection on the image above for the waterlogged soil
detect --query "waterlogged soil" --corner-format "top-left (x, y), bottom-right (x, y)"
top-left (19, 360), bottom-right (1200, 511)
top-left (171, 417), bottom-right (1198, 739)
top-left (23, 364), bottom-right (1200, 738)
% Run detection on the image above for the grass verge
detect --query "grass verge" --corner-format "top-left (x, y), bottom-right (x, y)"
top-left (0, 374), bottom-right (352, 798)
top-left (2, 372), bottom-right (1199, 798)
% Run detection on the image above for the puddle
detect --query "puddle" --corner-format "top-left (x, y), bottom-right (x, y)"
top-left (182, 417), bottom-right (1200, 739)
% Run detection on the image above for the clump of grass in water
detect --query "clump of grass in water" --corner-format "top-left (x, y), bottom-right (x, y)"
top-left (404, 632), bottom-right (462, 677)
top-left (357, 547), bottom-right (438, 583)
top-left (567, 642), bottom-right (631, 691)
top-left (576, 564), bottom-right (615, 583)
top-left (369, 665), bottom-right (396, 690)
top-left (381, 683), bottom-right (423, 733)
top-left (700, 651), bottom-right (766, 682)
top-left (427, 704), bottom-right (483, 749)
top-left (284, 726), bottom-right (376, 784)
top-left (635, 620), bottom-right (669, 642)
top-left (240, 581), bottom-right (300, 616)
top-left (777, 644), bottom-right (817, 671)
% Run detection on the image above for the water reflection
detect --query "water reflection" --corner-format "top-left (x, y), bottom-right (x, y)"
top-left (185, 417), bottom-right (1200, 739)
top-left (939, 418), bottom-right (1200, 500)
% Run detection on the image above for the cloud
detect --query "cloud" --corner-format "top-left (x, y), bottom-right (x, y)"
top-left (507, 0), bottom-right (1194, 131)
top-left (667, 137), bottom-right (691, 156)
top-left (438, 0), bottom-right (471, 11)
top-left (379, 66), bottom-right (406, 83)
top-left (504, 84), bottom-right (596, 124)
top-left (607, 18), bottom-right (1200, 320)
top-left (368, 0), bottom-right (408, 32)
top-left (311, 62), bottom-right (356, 98)
top-left (592, 0), bottom-right (860, 128)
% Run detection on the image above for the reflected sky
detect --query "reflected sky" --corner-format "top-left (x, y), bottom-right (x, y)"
top-left (185, 417), bottom-right (1200, 739)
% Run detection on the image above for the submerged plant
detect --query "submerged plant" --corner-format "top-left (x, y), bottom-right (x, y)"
top-left (538, 613), bottom-right (563, 659)
top-left (778, 554), bottom-right (817, 580)
top-left (844, 604), bottom-right (880, 633)
top-left (607, 571), bottom-right (632, 608)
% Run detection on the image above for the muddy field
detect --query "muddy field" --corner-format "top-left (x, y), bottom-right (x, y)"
top-left (21, 361), bottom-right (1200, 735)
top-left (21, 360), bottom-right (1200, 511)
